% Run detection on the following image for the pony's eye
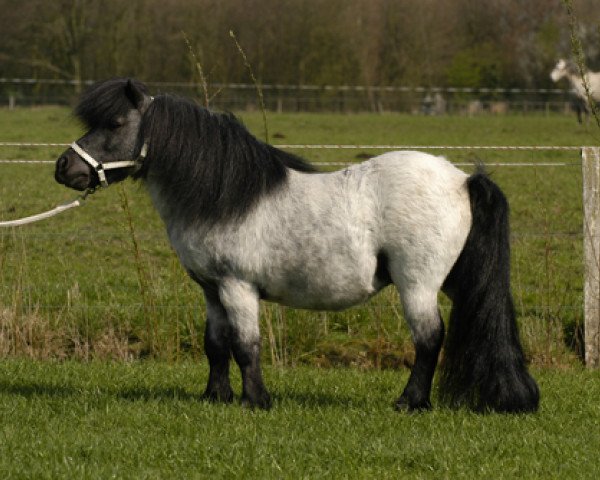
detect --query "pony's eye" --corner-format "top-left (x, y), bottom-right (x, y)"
top-left (107, 119), bottom-right (125, 130)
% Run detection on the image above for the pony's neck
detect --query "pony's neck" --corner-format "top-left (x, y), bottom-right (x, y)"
top-left (137, 95), bottom-right (314, 226)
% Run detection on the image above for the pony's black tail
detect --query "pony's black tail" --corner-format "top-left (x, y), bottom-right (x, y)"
top-left (439, 170), bottom-right (539, 413)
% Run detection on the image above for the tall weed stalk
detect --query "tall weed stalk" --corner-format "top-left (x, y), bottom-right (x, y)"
top-left (230, 29), bottom-right (286, 365)
top-left (230, 30), bottom-right (269, 143)
top-left (563, 0), bottom-right (600, 131)
top-left (182, 32), bottom-right (223, 108)
top-left (118, 184), bottom-right (159, 356)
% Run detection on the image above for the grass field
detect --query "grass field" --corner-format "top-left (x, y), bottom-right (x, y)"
top-left (0, 360), bottom-right (599, 479)
top-left (1, 107), bottom-right (600, 478)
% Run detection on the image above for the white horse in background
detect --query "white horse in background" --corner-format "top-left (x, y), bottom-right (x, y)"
top-left (550, 59), bottom-right (600, 123)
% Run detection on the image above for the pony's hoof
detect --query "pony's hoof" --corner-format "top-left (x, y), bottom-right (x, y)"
top-left (241, 391), bottom-right (272, 410)
top-left (202, 387), bottom-right (234, 404)
top-left (394, 396), bottom-right (432, 413)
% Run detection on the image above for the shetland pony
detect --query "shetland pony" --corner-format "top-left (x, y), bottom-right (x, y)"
top-left (55, 78), bottom-right (539, 412)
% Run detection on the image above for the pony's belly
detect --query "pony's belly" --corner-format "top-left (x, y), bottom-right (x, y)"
top-left (260, 275), bottom-right (385, 311)
top-left (263, 292), bottom-right (375, 311)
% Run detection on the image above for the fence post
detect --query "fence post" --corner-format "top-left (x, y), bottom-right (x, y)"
top-left (582, 147), bottom-right (600, 367)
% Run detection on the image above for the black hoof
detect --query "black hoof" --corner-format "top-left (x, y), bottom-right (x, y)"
top-left (241, 391), bottom-right (272, 410)
top-left (394, 396), bottom-right (432, 413)
top-left (202, 386), bottom-right (234, 404)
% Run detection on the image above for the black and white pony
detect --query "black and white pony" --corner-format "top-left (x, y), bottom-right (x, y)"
top-left (551, 58), bottom-right (600, 124)
top-left (55, 78), bottom-right (539, 413)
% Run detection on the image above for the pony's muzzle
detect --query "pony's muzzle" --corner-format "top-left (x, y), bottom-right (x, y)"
top-left (54, 151), bottom-right (93, 191)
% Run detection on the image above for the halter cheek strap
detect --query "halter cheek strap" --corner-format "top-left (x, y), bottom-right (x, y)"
top-left (70, 142), bottom-right (147, 188)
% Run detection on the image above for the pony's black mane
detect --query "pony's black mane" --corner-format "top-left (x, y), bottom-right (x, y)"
top-left (135, 94), bottom-right (315, 224)
top-left (75, 78), bottom-right (149, 129)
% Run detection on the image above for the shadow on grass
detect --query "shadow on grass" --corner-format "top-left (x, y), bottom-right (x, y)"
top-left (115, 386), bottom-right (202, 403)
top-left (0, 380), bottom-right (365, 410)
top-left (0, 379), bottom-right (201, 402)
top-left (115, 387), bottom-right (359, 409)
top-left (0, 380), bottom-right (77, 398)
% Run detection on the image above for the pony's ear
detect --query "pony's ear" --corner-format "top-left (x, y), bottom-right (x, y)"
top-left (125, 79), bottom-right (146, 111)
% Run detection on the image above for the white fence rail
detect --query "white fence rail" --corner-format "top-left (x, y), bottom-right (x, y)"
top-left (0, 78), bottom-right (571, 95)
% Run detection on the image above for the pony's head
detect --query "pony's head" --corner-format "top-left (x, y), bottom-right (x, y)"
top-left (55, 78), bottom-right (152, 191)
top-left (57, 78), bottom-right (316, 224)
top-left (550, 59), bottom-right (578, 82)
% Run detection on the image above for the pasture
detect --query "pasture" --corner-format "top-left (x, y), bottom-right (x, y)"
top-left (1, 360), bottom-right (600, 478)
top-left (0, 107), bottom-right (600, 476)
top-left (0, 108), bottom-right (595, 365)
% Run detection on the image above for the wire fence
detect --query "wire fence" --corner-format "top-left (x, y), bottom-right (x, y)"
top-left (0, 141), bottom-right (584, 148)
top-left (0, 141), bottom-right (593, 365)
top-left (0, 142), bottom-right (585, 167)
top-left (0, 78), bottom-right (572, 94)
top-left (0, 79), bottom-right (579, 115)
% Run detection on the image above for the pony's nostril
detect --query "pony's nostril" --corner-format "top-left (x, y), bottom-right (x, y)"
top-left (57, 155), bottom-right (69, 171)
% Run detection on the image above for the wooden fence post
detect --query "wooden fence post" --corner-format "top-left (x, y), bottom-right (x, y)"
top-left (582, 147), bottom-right (600, 367)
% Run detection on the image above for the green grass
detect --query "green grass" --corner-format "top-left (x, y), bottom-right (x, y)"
top-left (0, 107), bottom-right (598, 365)
top-left (1, 108), bottom-right (600, 478)
top-left (0, 360), bottom-right (599, 479)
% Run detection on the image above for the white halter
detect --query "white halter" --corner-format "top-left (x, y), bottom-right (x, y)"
top-left (1, 143), bottom-right (148, 227)
top-left (70, 141), bottom-right (148, 188)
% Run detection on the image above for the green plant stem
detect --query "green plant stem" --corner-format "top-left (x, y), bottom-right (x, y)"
top-left (118, 183), bottom-right (157, 355)
top-left (230, 30), bottom-right (269, 143)
top-left (182, 31), bottom-right (210, 108)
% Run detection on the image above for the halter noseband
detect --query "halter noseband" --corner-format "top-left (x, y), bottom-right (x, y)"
top-left (70, 141), bottom-right (148, 188)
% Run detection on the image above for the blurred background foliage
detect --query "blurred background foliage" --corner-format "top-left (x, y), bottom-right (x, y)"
top-left (0, 0), bottom-right (599, 90)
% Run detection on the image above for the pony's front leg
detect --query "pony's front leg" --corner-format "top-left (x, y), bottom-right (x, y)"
top-left (202, 290), bottom-right (234, 403)
top-left (219, 278), bottom-right (272, 409)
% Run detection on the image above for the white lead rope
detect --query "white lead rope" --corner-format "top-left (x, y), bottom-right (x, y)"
top-left (0, 195), bottom-right (86, 227)
top-left (0, 143), bottom-right (91, 227)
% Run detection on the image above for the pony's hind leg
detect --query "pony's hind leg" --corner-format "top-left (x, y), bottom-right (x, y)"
top-left (202, 290), bottom-right (234, 403)
top-left (394, 287), bottom-right (444, 411)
